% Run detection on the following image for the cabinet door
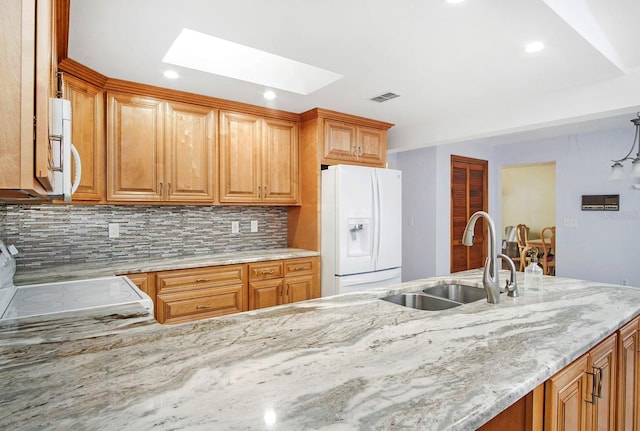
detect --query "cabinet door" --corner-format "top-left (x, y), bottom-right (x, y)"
top-left (545, 354), bottom-right (589, 431)
top-left (107, 93), bottom-right (164, 201)
top-left (165, 102), bottom-right (216, 202)
top-left (219, 111), bottom-right (262, 203)
top-left (322, 119), bottom-right (357, 163)
top-left (262, 118), bottom-right (298, 204)
top-left (589, 334), bottom-right (617, 431)
top-left (618, 317), bottom-right (639, 431)
top-left (0, 0), bottom-right (49, 196)
top-left (63, 75), bottom-right (104, 201)
top-left (284, 274), bottom-right (314, 304)
top-left (34, 0), bottom-right (55, 191)
top-left (248, 279), bottom-right (283, 310)
top-left (357, 126), bottom-right (386, 167)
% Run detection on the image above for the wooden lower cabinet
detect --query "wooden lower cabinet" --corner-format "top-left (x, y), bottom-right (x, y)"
top-left (136, 256), bottom-right (320, 323)
top-left (545, 333), bottom-right (617, 431)
top-left (248, 257), bottom-right (319, 311)
top-left (618, 317), bottom-right (639, 431)
top-left (155, 265), bottom-right (246, 324)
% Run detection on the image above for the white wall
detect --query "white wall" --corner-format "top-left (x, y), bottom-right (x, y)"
top-left (393, 124), bottom-right (640, 287)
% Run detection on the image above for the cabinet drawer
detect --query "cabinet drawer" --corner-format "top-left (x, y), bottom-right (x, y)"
top-left (157, 285), bottom-right (244, 324)
top-left (284, 257), bottom-right (316, 277)
top-left (249, 261), bottom-right (284, 281)
top-left (157, 265), bottom-right (244, 293)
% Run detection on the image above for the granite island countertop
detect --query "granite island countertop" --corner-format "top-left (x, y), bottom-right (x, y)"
top-left (13, 247), bottom-right (320, 285)
top-left (2, 271), bottom-right (640, 430)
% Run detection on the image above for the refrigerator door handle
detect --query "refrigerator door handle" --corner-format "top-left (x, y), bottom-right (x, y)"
top-left (372, 170), bottom-right (381, 269)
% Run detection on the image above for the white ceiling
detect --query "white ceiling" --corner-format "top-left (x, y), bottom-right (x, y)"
top-left (68, 0), bottom-right (640, 153)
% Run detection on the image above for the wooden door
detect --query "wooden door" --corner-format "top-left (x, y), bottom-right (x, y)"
top-left (545, 354), bottom-right (589, 431)
top-left (322, 119), bottom-right (357, 162)
top-left (618, 317), bottom-right (639, 431)
top-left (219, 110), bottom-right (261, 203)
top-left (450, 155), bottom-right (488, 273)
top-left (248, 279), bottom-right (283, 310)
top-left (107, 93), bottom-right (164, 201)
top-left (262, 118), bottom-right (298, 204)
top-left (165, 102), bottom-right (216, 202)
top-left (357, 126), bottom-right (386, 167)
top-left (63, 75), bottom-right (104, 201)
top-left (589, 334), bottom-right (617, 431)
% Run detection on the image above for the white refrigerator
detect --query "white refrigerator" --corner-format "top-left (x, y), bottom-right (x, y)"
top-left (321, 165), bottom-right (402, 296)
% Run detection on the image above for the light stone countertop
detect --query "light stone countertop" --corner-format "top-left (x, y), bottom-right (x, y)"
top-left (1, 271), bottom-right (640, 430)
top-left (13, 248), bottom-right (320, 285)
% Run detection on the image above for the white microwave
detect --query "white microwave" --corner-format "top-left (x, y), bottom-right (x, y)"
top-left (48, 97), bottom-right (81, 202)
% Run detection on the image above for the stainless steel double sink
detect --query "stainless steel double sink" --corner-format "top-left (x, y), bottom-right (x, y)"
top-left (381, 283), bottom-right (486, 311)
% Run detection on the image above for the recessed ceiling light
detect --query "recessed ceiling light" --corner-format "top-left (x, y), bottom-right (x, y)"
top-left (163, 70), bottom-right (179, 79)
top-left (163, 28), bottom-right (343, 95)
top-left (263, 90), bottom-right (276, 100)
top-left (525, 41), bottom-right (545, 53)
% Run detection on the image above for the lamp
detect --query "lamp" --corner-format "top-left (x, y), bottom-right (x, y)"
top-left (609, 113), bottom-right (640, 180)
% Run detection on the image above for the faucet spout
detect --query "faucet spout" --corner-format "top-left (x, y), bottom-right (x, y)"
top-left (462, 211), bottom-right (500, 304)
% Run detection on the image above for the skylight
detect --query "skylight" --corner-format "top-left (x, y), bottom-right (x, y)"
top-left (162, 28), bottom-right (343, 95)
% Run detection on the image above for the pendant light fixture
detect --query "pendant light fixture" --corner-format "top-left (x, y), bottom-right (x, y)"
top-left (608, 113), bottom-right (640, 181)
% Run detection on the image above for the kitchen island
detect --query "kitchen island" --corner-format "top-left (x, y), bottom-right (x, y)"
top-left (1, 272), bottom-right (639, 430)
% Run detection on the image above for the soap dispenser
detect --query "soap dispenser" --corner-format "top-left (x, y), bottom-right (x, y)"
top-left (524, 248), bottom-right (543, 292)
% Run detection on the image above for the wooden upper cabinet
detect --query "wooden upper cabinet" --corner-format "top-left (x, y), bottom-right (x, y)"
top-left (165, 102), bottom-right (216, 202)
top-left (63, 74), bottom-right (104, 201)
top-left (107, 93), bottom-right (217, 203)
top-left (0, 0), bottom-right (54, 198)
top-left (322, 119), bottom-right (386, 167)
top-left (107, 92), bottom-right (164, 201)
top-left (262, 118), bottom-right (298, 204)
top-left (219, 111), bottom-right (262, 203)
top-left (219, 111), bottom-right (299, 204)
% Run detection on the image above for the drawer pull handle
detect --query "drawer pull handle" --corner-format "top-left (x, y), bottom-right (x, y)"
top-left (196, 278), bottom-right (212, 283)
top-left (293, 266), bottom-right (306, 271)
top-left (261, 270), bottom-right (275, 275)
top-left (196, 304), bottom-right (212, 309)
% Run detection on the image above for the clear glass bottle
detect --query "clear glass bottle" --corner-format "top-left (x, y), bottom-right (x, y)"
top-left (524, 248), bottom-right (543, 292)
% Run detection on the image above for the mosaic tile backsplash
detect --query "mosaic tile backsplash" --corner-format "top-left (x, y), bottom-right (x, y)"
top-left (0, 204), bottom-right (288, 270)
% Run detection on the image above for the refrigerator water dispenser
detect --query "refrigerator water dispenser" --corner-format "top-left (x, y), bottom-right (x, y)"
top-left (347, 218), bottom-right (371, 257)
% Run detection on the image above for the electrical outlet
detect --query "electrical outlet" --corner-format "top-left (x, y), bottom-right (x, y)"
top-left (108, 223), bottom-right (120, 239)
top-left (231, 221), bottom-right (240, 233)
top-left (251, 220), bottom-right (258, 233)
top-left (563, 218), bottom-right (578, 228)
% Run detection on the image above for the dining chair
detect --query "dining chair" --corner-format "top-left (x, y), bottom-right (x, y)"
top-left (540, 226), bottom-right (556, 275)
top-left (515, 224), bottom-right (529, 272)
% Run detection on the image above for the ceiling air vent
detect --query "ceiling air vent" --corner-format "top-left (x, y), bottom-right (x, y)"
top-left (370, 92), bottom-right (400, 103)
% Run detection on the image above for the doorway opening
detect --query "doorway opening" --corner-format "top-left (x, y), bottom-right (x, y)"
top-left (501, 162), bottom-right (556, 270)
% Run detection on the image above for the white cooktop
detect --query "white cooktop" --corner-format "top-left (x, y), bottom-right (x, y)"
top-left (0, 276), bottom-right (153, 320)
